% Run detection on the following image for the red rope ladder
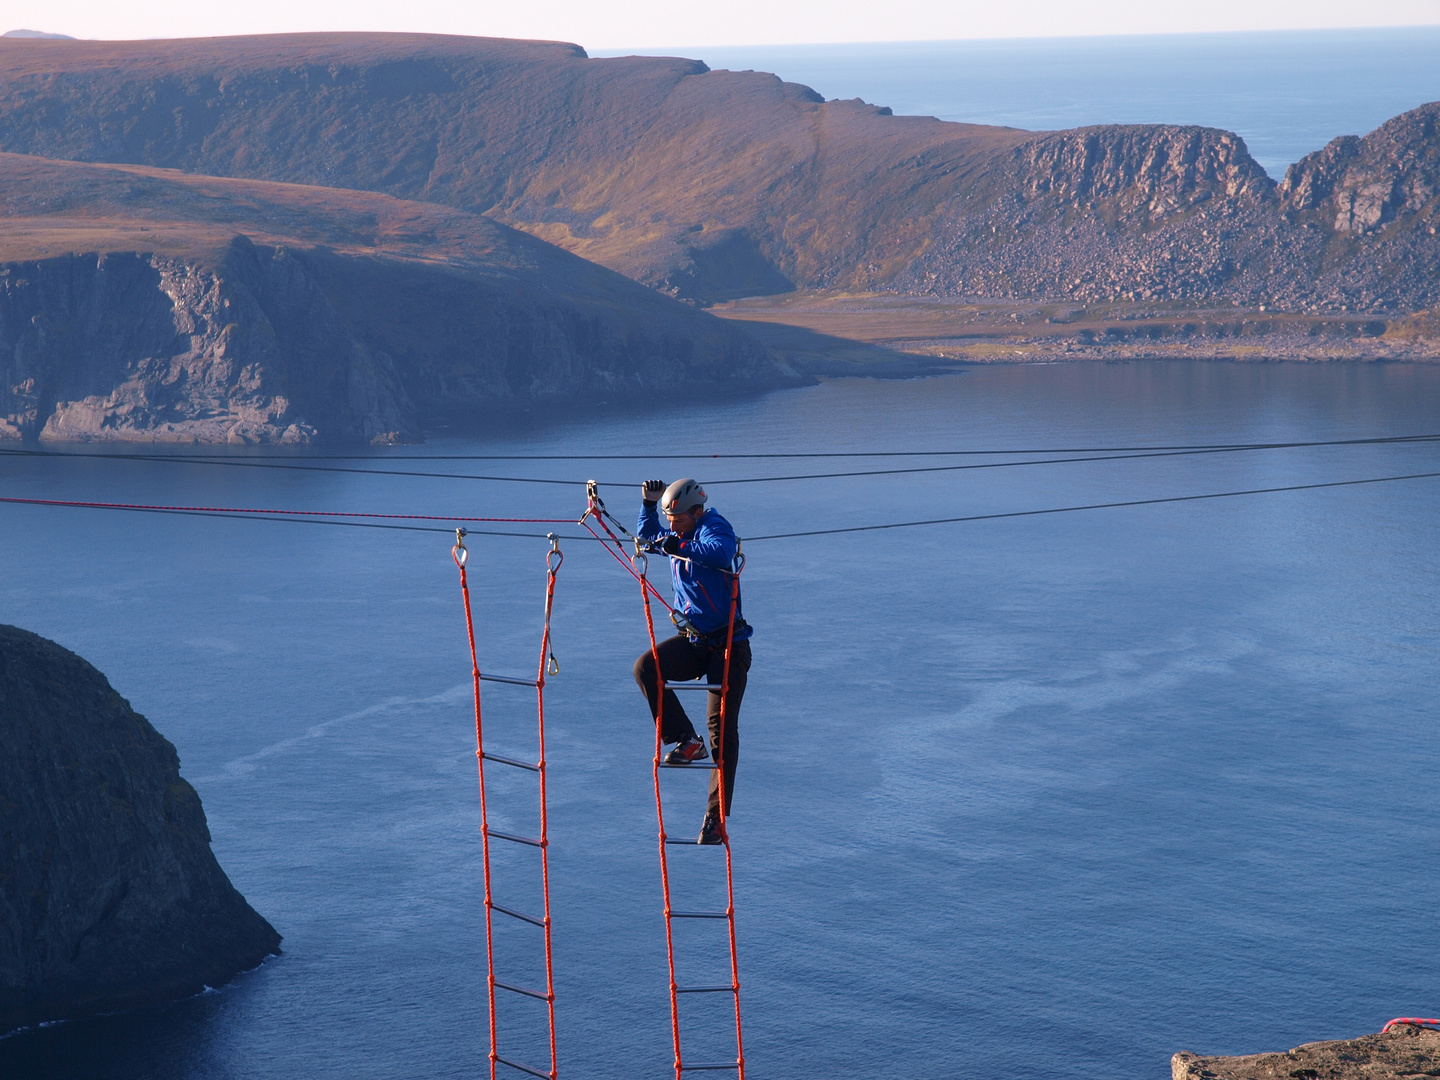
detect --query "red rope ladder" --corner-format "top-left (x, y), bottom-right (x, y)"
top-left (454, 530), bottom-right (563, 1080)
top-left (584, 485), bottom-right (747, 1080)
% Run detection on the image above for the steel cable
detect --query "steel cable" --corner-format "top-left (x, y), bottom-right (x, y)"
top-left (4, 471), bottom-right (1438, 542)
top-left (1, 434), bottom-right (1436, 488)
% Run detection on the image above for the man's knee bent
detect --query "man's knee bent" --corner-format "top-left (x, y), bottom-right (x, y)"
top-left (633, 651), bottom-right (657, 689)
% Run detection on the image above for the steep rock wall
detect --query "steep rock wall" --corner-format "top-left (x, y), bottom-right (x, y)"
top-left (899, 125), bottom-right (1296, 304)
top-left (0, 234), bottom-right (792, 443)
top-left (0, 625), bottom-right (281, 1033)
top-left (0, 247), bottom-right (399, 443)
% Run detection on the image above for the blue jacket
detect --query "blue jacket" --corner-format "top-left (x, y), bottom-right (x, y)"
top-left (637, 504), bottom-right (752, 640)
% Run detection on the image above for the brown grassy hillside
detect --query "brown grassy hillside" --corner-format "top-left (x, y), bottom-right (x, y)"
top-left (0, 32), bottom-right (1437, 314)
top-left (0, 33), bottom-right (1299, 305)
top-left (0, 33), bottom-right (1037, 302)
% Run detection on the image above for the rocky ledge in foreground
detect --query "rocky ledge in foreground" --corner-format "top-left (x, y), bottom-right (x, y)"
top-left (1174, 1022), bottom-right (1440, 1080)
top-left (0, 625), bottom-right (280, 1034)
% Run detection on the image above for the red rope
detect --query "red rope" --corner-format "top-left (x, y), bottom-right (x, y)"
top-left (455, 537), bottom-right (562, 1080)
top-left (537, 543), bottom-right (562, 1080)
top-left (4, 493), bottom-right (570, 523)
top-left (1384, 1018), bottom-right (1440, 1032)
top-left (638, 557), bottom-right (685, 1079)
top-left (454, 545), bottom-right (500, 1080)
top-left (717, 563), bottom-right (746, 1080)
top-left (578, 496), bottom-right (675, 614)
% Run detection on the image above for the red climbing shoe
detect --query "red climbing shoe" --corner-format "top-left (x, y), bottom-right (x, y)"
top-left (698, 812), bottom-right (726, 845)
top-left (664, 736), bottom-right (708, 765)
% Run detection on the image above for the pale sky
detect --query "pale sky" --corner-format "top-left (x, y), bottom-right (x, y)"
top-left (5, 0), bottom-right (1440, 50)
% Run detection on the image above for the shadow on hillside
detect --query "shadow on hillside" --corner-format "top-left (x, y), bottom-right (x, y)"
top-left (417, 323), bottom-right (966, 444)
top-left (718, 319), bottom-right (971, 378)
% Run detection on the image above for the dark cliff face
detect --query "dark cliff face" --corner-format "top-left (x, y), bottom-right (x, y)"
top-left (0, 247), bottom-right (403, 443)
top-left (0, 151), bottom-right (797, 443)
top-left (1, 33), bottom-right (1437, 312)
top-left (0, 625), bottom-right (281, 1034)
top-left (0, 241), bottom-right (792, 443)
top-left (0, 251), bottom-right (323, 443)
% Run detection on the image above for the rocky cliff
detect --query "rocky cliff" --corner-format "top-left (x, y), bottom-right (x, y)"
top-left (0, 152), bottom-right (796, 443)
top-left (0, 33), bottom-right (1436, 312)
top-left (1173, 1022), bottom-right (1440, 1080)
top-left (0, 624), bottom-right (280, 1033)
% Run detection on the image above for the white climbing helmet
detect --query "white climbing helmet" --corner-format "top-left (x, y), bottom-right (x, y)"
top-left (660, 478), bottom-right (706, 515)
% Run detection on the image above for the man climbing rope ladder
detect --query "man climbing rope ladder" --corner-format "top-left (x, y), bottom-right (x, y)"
top-left (632, 478), bottom-right (753, 845)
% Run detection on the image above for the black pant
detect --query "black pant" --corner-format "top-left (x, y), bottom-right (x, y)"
top-left (633, 634), bottom-right (752, 817)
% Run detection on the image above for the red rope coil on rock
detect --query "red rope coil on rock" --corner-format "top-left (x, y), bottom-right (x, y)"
top-left (1383, 1018), bottom-right (1440, 1032)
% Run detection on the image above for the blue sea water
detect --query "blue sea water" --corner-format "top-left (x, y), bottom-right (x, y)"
top-left (2, 361), bottom-right (1439, 1079)
top-left (597, 27), bottom-right (1440, 177)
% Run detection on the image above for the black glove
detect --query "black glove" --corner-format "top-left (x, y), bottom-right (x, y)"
top-left (642, 479), bottom-right (666, 505)
top-left (659, 534), bottom-right (682, 556)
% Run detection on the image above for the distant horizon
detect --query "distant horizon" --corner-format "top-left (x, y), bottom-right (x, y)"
top-left (591, 22), bottom-right (1440, 57)
top-left (6, 21), bottom-right (1440, 51)
top-left (9, 0), bottom-right (1440, 51)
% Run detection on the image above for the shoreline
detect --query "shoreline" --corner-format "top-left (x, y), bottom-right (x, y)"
top-left (711, 291), bottom-right (1440, 376)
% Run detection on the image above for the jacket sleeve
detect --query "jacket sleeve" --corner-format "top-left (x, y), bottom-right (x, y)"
top-left (637, 501), bottom-right (666, 542)
top-left (681, 515), bottom-right (737, 569)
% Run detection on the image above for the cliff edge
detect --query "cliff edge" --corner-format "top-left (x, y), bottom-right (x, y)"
top-left (0, 625), bottom-right (280, 1033)
top-left (1174, 1023), bottom-right (1440, 1080)
top-left (0, 152), bottom-right (797, 443)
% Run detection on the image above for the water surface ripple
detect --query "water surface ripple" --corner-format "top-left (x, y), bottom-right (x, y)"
top-left (2, 361), bottom-right (1438, 1079)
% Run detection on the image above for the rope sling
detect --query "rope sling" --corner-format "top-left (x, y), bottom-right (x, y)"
top-left (454, 530), bottom-right (563, 1080)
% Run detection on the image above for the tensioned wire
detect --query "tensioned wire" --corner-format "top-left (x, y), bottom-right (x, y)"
top-left (5, 469), bottom-right (1439, 541)
top-left (1, 434), bottom-right (1436, 487)
top-left (4, 434), bottom-right (1434, 460)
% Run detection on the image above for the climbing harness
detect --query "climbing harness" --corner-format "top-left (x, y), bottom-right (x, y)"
top-left (632, 534), bottom-right (748, 1080)
top-left (454, 529), bottom-right (564, 1080)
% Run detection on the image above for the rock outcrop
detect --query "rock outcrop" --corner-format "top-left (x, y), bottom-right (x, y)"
top-left (0, 152), bottom-right (797, 443)
top-left (0, 33), bottom-right (1436, 313)
top-left (0, 249), bottom-right (327, 444)
top-left (1173, 1023), bottom-right (1440, 1080)
top-left (0, 625), bottom-right (280, 1033)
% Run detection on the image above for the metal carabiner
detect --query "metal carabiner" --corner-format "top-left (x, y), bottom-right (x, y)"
top-left (578, 479), bottom-right (603, 526)
top-left (631, 536), bottom-right (649, 577)
top-left (542, 533), bottom-right (563, 675)
top-left (452, 527), bottom-right (469, 568)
